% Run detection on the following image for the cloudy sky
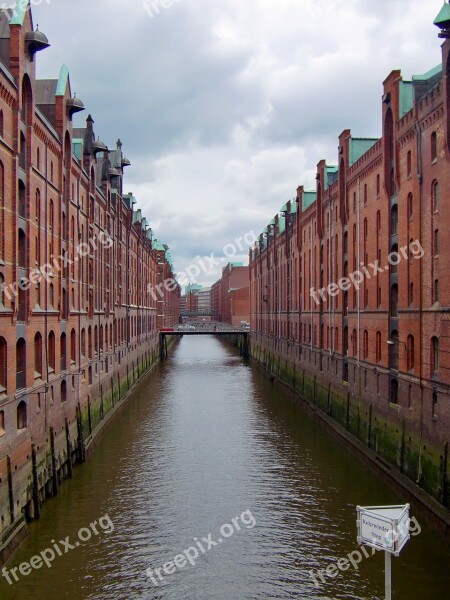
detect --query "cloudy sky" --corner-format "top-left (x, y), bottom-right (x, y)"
top-left (31, 0), bottom-right (444, 288)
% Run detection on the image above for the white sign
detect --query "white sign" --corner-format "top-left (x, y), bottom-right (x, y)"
top-left (356, 504), bottom-right (410, 556)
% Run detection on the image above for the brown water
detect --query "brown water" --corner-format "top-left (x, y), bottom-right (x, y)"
top-left (0, 336), bottom-right (449, 599)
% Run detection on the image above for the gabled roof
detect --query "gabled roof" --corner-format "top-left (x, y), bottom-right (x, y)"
top-left (35, 79), bottom-right (57, 105)
top-left (56, 64), bottom-right (70, 96)
top-left (434, 2), bottom-right (450, 28)
top-left (412, 63), bottom-right (442, 82)
top-left (349, 139), bottom-right (378, 166)
top-left (302, 191), bottom-right (317, 211)
top-left (9, 0), bottom-right (31, 26)
top-left (399, 81), bottom-right (413, 118)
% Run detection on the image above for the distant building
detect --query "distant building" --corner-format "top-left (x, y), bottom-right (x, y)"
top-left (212, 263), bottom-right (249, 325)
top-left (197, 287), bottom-right (212, 320)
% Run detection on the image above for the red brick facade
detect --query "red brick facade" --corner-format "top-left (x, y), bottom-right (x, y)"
top-left (250, 17), bottom-right (450, 507)
top-left (0, 1), bottom-right (179, 552)
top-left (212, 263), bottom-right (249, 325)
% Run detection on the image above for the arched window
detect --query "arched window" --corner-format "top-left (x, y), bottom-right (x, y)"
top-left (343, 327), bottom-right (348, 355)
top-left (49, 283), bottom-right (54, 307)
top-left (408, 193), bottom-right (413, 220)
top-left (0, 110), bottom-right (3, 138)
top-left (0, 337), bottom-right (7, 392)
top-left (431, 336), bottom-right (439, 374)
top-left (88, 326), bottom-right (92, 358)
top-left (48, 331), bottom-right (55, 371)
top-left (406, 150), bottom-right (412, 177)
top-left (352, 329), bottom-right (357, 356)
top-left (94, 325), bottom-right (98, 354)
top-left (390, 244), bottom-right (399, 274)
top-left (35, 189), bottom-right (40, 222)
top-left (34, 332), bottom-right (42, 377)
top-left (0, 410), bottom-right (4, 435)
top-left (431, 131), bottom-right (437, 162)
top-left (81, 328), bottom-right (86, 356)
top-left (71, 329), bottom-right (76, 364)
top-left (18, 180), bottom-right (26, 217)
top-left (17, 400), bottom-right (27, 430)
top-left (407, 335), bottom-right (414, 371)
top-left (62, 288), bottom-right (67, 318)
top-left (0, 273), bottom-right (4, 307)
top-left (61, 380), bottom-right (67, 403)
top-left (18, 228), bottom-right (26, 267)
top-left (434, 279), bottom-right (439, 304)
top-left (389, 330), bottom-right (399, 371)
top-left (390, 379), bottom-right (399, 405)
top-left (432, 181), bottom-right (439, 212)
top-left (390, 205), bottom-right (398, 235)
top-left (364, 184), bottom-right (368, 206)
top-left (376, 174), bottom-right (380, 196)
top-left (363, 330), bottom-right (368, 359)
top-left (434, 229), bottom-right (439, 255)
top-left (49, 199), bottom-right (54, 230)
top-left (60, 333), bottom-right (66, 371)
top-left (16, 338), bottom-right (26, 389)
top-left (21, 75), bottom-right (32, 124)
top-left (390, 284), bottom-right (398, 317)
top-left (19, 131), bottom-right (26, 170)
top-left (376, 331), bottom-right (382, 363)
top-left (36, 147), bottom-right (40, 170)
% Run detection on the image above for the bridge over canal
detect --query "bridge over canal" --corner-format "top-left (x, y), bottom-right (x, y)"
top-left (159, 325), bottom-right (249, 360)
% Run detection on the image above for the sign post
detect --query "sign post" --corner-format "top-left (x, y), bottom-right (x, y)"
top-left (356, 504), bottom-right (410, 600)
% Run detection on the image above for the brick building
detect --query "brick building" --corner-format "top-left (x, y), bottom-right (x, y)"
top-left (212, 263), bottom-right (249, 325)
top-left (249, 5), bottom-right (450, 508)
top-left (0, 1), bottom-right (179, 557)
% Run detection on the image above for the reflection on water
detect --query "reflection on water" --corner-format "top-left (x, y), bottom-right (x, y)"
top-left (0, 336), bottom-right (449, 599)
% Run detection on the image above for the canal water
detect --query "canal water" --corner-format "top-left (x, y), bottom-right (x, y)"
top-left (1, 336), bottom-right (449, 599)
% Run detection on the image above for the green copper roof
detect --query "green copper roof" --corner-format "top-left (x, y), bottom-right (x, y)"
top-left (280, 203), bottom-right (288, 213)
top-left (72, 139), bottom-right (83, 160)
top-left (55, 65), bottom-right (69, 97)
top-left (349, 139), bottom-right (378, 166)
top-left (153, 240), bottom-right (166, 252)
top-left (412, 64), bottom-right (442, 82)
top-left (278, 214), bottom-right (285, 235)
top-left (434, 2), bottom-right (450, 27)
top-left (9, 0), bottom-right (28, 25)
top-left (399, 81), bottom-right (413, 118)
top-left (302, 191), bottom-right (317, 212)
top-left (324, 165), bottom-right (338, 190)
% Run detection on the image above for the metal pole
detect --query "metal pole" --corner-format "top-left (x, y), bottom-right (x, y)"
top-left (385, 551), bottom-right (392, 600)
